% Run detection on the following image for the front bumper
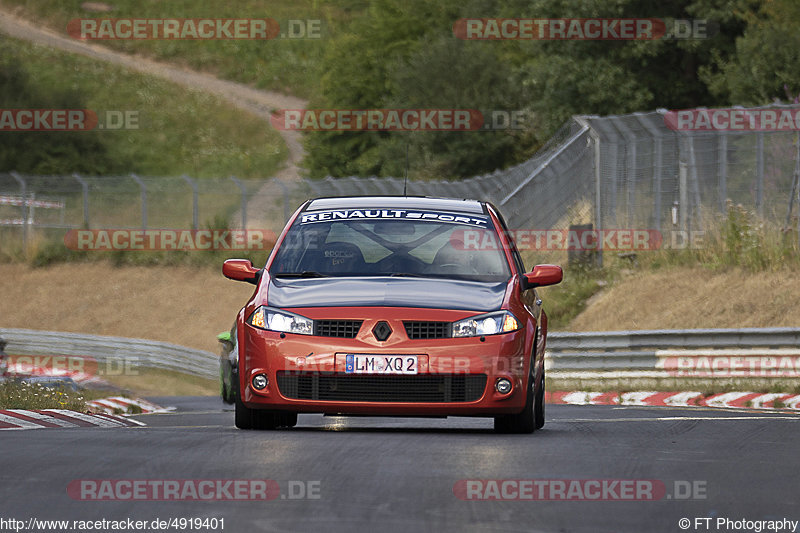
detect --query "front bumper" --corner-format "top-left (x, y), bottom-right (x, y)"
top-left (239, 310), bottom-right (532, 417)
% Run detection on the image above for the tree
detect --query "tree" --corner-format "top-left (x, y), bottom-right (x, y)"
top-left (701, 0), bottom-right (800, 104)
top-left (305, 0), bottom-right (753, 180)
top-left (0, 38), bottom-right (126, 174)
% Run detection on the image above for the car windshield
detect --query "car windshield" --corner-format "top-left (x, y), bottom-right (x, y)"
top-left (270, 210), bottom-right (511, 283)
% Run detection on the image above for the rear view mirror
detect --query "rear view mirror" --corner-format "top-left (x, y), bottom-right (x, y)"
top-left (372, 221), bottom-right (415, 236)
top-left (223, 259), bottom-right (261, 285)
top-left (521, 264), bottom-right (563, 289)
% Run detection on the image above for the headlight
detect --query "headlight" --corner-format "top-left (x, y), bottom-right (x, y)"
top-left (247, 306), bottom-right (313, 335)
top-left (452, 311), bottom-right (520, 337)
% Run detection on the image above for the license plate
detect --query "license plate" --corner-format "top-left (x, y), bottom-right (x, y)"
top-left (345, 354), bottom-right (418, 375)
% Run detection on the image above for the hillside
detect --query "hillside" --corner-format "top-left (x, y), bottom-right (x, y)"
top-left (564, 267), bottom-right (800, 331)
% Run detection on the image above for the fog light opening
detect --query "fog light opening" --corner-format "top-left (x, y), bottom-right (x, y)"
top-left (252, 374), bottom-right (269, 390)
top-left (495, 378), bottom-right (512, 395)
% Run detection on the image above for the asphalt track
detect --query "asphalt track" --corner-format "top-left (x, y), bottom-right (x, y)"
top-left (1, 397), bottom-right (798, 533)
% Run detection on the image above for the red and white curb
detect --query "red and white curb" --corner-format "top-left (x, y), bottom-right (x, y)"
top-left (86, 397), bottom-right (174, 415)
top-left (546, 391), bottom-right (800, 410)
top-left (0, 409), bottom-right (145, 430)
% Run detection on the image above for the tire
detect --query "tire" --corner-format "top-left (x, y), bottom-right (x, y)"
top-left (252, 410), bottom-right (297, 430)
top-left (281, 412), bottom-right (298, 428)
top-left (234, 391), bottom-right (255, 430)
top-left (235, 393), bottom-right (297, 430)
top-left (252, 409), bottom-right (279, 430)
top-left (534, 369), bottom-right (545, 430)
top-left (493, 358), bottom-right (538, 434)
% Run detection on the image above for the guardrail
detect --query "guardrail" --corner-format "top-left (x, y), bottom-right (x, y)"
top-left (546, 328), bottom-right (800, 379)
top-left (1, 327), bottom-right (798, 384)
top-left (0, 328), bottom-right (217, 380)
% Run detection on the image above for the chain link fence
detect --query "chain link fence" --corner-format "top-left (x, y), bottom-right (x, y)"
top-left (581, 106), bottom-right (800, 238)
top-left (3, 105), bottom-right (800, 259)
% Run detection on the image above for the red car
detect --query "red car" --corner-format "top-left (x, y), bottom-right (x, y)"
top-left (223, 196), bottom-right (562, 433)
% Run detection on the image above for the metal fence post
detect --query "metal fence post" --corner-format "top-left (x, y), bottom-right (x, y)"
top-left (592, 131), bottom-right (603, 267)
top-left (679, 161), bottom-right (689, 236)
top-left (129, 174), bottom-right (147, 229)
top-left (229, 176), bottom-right (247, 229)
top-left (687, 134), bottom-right (702, 232)
top-left (795, 134), bottom-right (800, 248)
top-left (718, 135), bottom-right (728, 213)
top-left (10, 172), bottom-right (27, 252)
top-left (181, 175), bottom-right (199, 230)
top-left (611, 119), bottom-right (637, 226)
top-left (607, 141), bottom-right (619, 227)
top-left (633, 113), bottom-right (668, 230)
top-left (756, 133), bottom-right (764, 217)
top-left (72, 173), bottom-right (90, 228)
top-left (272, 178), bottom-right (290, 222)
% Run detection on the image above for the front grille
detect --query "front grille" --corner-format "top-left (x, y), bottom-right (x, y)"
top-left (403, 321), bottom-right (451, 339)
top-left (276, 372), bottom-right (487, 403)
top-left (314, 320), bottom-right (362, 338)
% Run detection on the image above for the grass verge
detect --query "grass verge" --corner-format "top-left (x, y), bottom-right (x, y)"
top-left (102, 367), bottom-right (219, 397)
top-left (0, 379), bottom-right (88, 410)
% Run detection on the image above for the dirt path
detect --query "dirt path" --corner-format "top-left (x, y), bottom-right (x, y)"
top-left (0, 7), bottom-right (307, 226)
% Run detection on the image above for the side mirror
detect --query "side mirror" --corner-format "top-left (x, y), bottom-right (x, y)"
top-left (521, 264), bottom-right (562, 290)
top-left (223, 259), bottom-right (261, 285)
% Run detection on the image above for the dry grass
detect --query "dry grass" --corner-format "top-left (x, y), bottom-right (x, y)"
top-left (0, 380), bottom-right (87, 410)
top-left (103, 368), bottom-right (219, 397)
top-left (568, 266), bottom-right (800, 331)
top-left (0, 262), bottom-right (255, 354)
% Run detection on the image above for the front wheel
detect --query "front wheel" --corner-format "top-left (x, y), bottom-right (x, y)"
top-left (493, 361), bottom-right (540, 434)
top-left (234, 391), bottom-right (255, 429)
top-left (535, 369), bottom-right (545, 430)
top-left (235, 394), bottom-right (297, 430)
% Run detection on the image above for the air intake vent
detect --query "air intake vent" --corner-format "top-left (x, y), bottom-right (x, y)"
top-left (403, 321), bottom-right (451, 339)
top-left (276, 372), bottom-right (487, 403)
top-left (314, 320), bottom-right (362, 338)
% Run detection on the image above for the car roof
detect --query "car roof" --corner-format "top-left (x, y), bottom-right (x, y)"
top-left (304, 196), bottom-right (486, 215)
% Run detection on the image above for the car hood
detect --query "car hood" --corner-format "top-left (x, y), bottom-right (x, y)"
top-left (267, 276), bottom-right (508, 311)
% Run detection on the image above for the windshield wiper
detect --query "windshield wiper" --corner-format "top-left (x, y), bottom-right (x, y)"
top-left (273, 271), bottom-right (329, 278)
top-left (386, 272), bottom-right (434, 279)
